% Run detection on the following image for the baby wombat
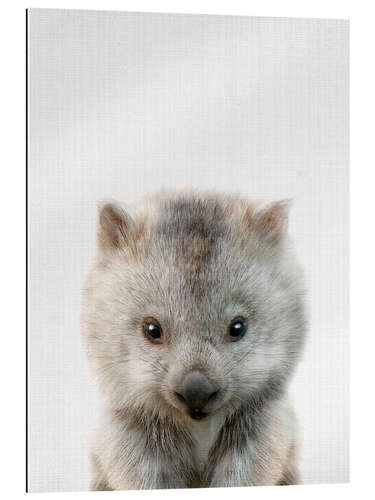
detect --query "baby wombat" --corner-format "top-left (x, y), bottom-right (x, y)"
top-left (81, 190), bottom-right (307, 490)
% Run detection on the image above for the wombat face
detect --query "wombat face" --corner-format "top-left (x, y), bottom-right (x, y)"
top-left (82, 192), bottom-right (307, 421)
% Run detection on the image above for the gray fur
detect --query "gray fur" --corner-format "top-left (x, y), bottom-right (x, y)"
top-left (81, 190), bottom-right (307, 490)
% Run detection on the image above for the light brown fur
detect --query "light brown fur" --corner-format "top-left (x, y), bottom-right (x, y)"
top-left (81, 189), bottom-right (307, 490)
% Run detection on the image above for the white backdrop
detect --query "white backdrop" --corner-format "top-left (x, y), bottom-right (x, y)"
top-left (27, 8), bottom-right (349, 492)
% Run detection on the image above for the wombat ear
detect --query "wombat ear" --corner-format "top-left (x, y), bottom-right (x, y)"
top-left (97, 202), bottom-right (135, 252)
top-left (254, 199), bottom-right (292, 243)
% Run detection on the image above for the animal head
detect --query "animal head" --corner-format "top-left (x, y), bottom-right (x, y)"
top-left (81, 190), bottom-right (307, 422)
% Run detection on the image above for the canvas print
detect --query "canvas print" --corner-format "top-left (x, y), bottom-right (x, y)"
top-left (27, 9), bottom-right (349, 492)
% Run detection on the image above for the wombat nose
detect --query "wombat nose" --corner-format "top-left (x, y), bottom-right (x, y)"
top-left (175, 371), bottom-right (218, 411)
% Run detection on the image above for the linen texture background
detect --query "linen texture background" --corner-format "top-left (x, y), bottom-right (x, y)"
top-left (28, 9), bottom-right (349, 492)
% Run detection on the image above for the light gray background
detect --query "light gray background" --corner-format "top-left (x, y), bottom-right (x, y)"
top-left (28, 9), bottom-right (349, 492)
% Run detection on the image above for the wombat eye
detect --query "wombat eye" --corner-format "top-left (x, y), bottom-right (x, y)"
top-left (228, 317), bottom-right (247, 341)
top-left (143, 318), bottom-right (163, 344)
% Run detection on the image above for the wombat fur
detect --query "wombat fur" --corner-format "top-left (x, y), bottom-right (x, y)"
top-left (81, 189), bottom-right (307, 490)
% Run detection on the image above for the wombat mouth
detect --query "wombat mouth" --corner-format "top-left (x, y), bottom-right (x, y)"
top-left (189, 409), bottom-right (208, 420)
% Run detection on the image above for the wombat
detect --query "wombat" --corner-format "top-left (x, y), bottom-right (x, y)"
top-left (81, 190), bottom-right (307, 490)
